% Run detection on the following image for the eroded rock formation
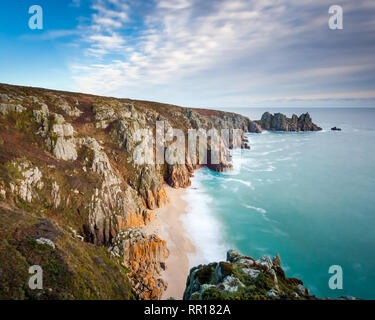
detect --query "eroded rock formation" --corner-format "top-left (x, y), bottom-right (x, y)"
top-left (257, 112), bottom-right (321, 132)
top-left (111, 228), bottom-right (169, 300)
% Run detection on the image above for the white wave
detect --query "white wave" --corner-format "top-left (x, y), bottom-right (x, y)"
top-left (290, 151), bottom-right (301, 156)
top-left (239, 157), bottom-right (261, 167)
top-left (258, 148), bottom-right (284, 156)
top-left (250, 139), bottom-right (286, 145)
top-left (275, 157), bottom-right (293, 162)
top-left (264, 165), bottom-right (276, 172)
top-left (214, 173), bottom-right (255, 188)
top-left (225, 178), bottom-right (254, 189)
top-left (244, 204), bottom-right (267, 214)
top-left (243, 165), bottom-right (276, 173)
top-left (181, 173), bottom-right (229, 266)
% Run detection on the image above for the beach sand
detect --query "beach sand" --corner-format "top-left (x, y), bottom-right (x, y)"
top-left (143, 185), bottom-right (196, 300)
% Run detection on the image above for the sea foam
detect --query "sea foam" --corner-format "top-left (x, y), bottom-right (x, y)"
top-left (244, 204), bottom-right (267, 214)
top-left (181, 170), bottom-right (229, 267)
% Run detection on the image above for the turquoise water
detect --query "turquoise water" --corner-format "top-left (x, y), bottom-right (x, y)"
top-left (182, 108), bottom-right (375, 300)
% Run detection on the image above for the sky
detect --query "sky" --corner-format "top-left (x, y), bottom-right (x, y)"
top-left (0, 0), bottom-right (374, 108)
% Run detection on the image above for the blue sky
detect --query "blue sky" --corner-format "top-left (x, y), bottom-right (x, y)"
top-left (0, 0), bottom-right (374, 108)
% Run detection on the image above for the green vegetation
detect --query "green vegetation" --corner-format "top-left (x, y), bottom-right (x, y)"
top-left (195, 264), bottom-right (216, 284)
top-left (0, 204), bottom-right (135, 300)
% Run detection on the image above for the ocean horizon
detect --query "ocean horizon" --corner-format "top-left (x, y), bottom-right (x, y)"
top-left (182, 107), bottom-right (375, 300)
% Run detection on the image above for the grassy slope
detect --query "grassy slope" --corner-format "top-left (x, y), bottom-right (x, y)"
top-left (0, 202), bottom-right (134, 300)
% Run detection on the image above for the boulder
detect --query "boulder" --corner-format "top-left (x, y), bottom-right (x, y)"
top-left (36, 237), bottom-right (56, 249)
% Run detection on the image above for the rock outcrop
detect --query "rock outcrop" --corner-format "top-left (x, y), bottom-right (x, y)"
top-left (138, 166), bottom-right (168, 209)
top-left (257, 112), bottom-right (321, 132)
top-left (186, 108), bottom-right (262, 134)
top-left (7, 160), bottom-right (44, 203)
top-left (48, 115), bottom-right (78, 161)
top-left (331, 127), bottom-right (342, 131)
top-left (0, 103), bottom-right (26, 115)
top-left (33, 106), bottom-right (78, 161)
top-left (81, 136), bottom-right (147, 245)
top-left (184, 250), bottom-right (316, 300)
top-left (167, 164), bottom-right (193, 188)
top-left (111, 228), bottom-right (169, 300)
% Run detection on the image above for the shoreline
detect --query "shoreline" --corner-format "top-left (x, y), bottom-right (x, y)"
top-left (143, 185), bottom-right (196, 300)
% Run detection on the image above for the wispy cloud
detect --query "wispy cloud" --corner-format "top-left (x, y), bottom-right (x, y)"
top-left (71, 0), bottom-right (375, 107)
top-left (21, 29), bottom-right (79, 41)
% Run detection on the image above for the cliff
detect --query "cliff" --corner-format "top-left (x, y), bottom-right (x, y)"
top-left (257, 112), bottom-right (322, 132)
top-left (183, 250), bottom-right (316, 300)
top-left (0, 83), bottom-right (260, 300)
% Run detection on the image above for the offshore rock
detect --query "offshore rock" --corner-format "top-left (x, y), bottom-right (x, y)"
top-left (257, 112), bottom-right (321, 132)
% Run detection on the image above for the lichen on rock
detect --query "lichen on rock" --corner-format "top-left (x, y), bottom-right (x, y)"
top-left (7, 160), bottom-right (44, 203)
top-left (184, 250), bottom-right (316, 300)
top-left (111, 228), bottom-right (169, 300)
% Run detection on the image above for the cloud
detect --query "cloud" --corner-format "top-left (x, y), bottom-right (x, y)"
top-left (71, 0), bottom-right (375, 107)
top-left (70, 0), bottom-right (81, 7)
top-left (20, 29), bottom-right (79, 41)
top-left (74, 0), bottom-right (132, 59)
top-left (88, 33), bottom-right (125, 49)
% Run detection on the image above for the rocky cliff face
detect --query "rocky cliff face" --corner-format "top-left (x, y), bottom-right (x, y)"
top-left (111, 228), bottom-right (169, 300)
top-left (0, 83), bottom-right (260, 300)
top-left (257, 112), bottom-right (321, 132)
top-left (184, 250), bottom-right (315, 300)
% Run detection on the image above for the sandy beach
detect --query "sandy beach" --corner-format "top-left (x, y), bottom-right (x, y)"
top-left (143, 185), bottom-right (196, 300)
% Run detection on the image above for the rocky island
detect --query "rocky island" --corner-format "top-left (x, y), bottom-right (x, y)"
top-left (257, 112), bottom-right (322, 132)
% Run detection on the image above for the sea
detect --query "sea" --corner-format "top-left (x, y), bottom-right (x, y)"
top-left (181, 107), bottom-right (375, 299)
